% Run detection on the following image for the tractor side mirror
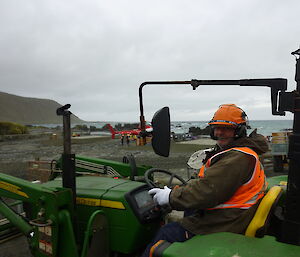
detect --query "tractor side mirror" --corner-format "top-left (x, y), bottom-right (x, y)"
top-left (151, 107), bottom-right (170, 157)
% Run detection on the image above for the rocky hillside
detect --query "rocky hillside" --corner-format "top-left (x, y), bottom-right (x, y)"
top-left (0, 91), bottom-right (84, 124)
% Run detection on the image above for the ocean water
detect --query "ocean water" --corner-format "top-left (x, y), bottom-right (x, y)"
top-left (170, 120), bottom-right (293, 136)
top-left (247, 120), bottom-right (293, 136)
top-left (36, 120), bottom-right (293, 137)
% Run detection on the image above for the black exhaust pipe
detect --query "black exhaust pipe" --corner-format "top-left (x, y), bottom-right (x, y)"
top-left (56, 104), bottom-right (76, 204)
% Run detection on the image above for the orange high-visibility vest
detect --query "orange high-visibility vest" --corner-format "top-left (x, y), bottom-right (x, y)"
top-left (198, 147), bottom-right (266, 210)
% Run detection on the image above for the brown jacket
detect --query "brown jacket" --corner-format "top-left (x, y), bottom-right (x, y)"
top-left (169, 130), bottom-right (269, 235)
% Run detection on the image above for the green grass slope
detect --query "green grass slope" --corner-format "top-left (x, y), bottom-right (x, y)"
top-left (0, 91), bottom-right (84, 124)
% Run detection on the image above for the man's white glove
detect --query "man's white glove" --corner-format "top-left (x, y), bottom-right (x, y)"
top-left (148, 186), bottom-right (171, 206)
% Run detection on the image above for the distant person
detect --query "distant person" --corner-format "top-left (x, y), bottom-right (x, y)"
top-left (126, 134), bottom-right (130, 146)
top-left (141, 104), bottom-right (269, 257)
top-left (120, 135), bottom-right (124, 146)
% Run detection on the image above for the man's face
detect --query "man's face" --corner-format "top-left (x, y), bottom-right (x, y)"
top-left (214, 126), bottom-right (236, 147)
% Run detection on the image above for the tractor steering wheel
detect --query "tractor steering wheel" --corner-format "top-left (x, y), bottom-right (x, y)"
top-left (144, 168), bottom-right (187, 188)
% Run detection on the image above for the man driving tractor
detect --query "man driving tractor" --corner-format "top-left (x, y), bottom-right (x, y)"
top-left (141, 104), bottom-right (269, 257)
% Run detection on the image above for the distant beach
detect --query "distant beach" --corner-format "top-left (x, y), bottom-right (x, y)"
top-left (178, 138), bottom-right (215, 145)
top-left (34, 120), bottom-right (293, 137)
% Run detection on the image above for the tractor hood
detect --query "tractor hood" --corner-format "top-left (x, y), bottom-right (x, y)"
top-left (44, 176), bottom-right (145, 200)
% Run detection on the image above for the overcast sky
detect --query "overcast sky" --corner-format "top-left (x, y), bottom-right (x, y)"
top-left (0, 0), bottom-right (299, 122)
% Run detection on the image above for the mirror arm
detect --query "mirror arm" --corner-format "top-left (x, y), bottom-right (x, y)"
top-left (139, 82), bottom-right (147, 132)
top-left (139, 79), bottom-right (287, 129)
top-left (139, 81), bottom-right (191, 122)
top-left (191, 79), bottom-right (287, 116)
top-left (139, 81), bottom-right (190, 145)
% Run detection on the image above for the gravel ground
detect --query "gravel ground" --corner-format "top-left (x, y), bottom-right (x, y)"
top-left (0, 134), bottom-right (281, 180)
top-left (0, 135), bottom-right (211, 180)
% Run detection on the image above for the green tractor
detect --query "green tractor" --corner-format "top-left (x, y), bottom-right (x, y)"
top-left (1, 48), bottom-right (300, 257)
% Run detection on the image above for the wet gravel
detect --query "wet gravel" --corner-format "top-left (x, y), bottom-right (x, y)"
top-left (0, 136), bottom-right (195, 180)
top-left (0, 134), bottom-right (283, 180)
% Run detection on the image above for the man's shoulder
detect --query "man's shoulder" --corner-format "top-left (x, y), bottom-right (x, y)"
top-left (210, 148), bottom-right (248, 164)
top-left (232, 133), bottom-right (269, 155)
top-left (213, 147), bottom-right (256, 162)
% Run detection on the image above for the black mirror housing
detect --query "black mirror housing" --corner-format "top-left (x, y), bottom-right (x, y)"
top-left (151, 107), bottom-right (170, 157)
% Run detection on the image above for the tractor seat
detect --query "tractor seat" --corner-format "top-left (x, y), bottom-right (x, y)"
top-left (245, 185), bottom-right (283, 238)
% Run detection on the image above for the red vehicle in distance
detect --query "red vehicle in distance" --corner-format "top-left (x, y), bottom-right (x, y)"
top-left (106, 123), bottom-right (152, 139)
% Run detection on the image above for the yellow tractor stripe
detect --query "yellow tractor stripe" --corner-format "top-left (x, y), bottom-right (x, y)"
top-left (76, 197), bottom-right (125, 209)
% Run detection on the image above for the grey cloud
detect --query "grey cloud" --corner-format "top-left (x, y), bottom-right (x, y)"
top-left (0, 0), bottom-right (299, 121)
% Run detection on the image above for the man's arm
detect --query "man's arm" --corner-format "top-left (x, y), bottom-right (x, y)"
top-left (170, 151), bottom-right (255, 210)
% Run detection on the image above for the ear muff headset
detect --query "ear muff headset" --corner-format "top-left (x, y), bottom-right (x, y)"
top-left (234, 110), bottom-right (248, 138)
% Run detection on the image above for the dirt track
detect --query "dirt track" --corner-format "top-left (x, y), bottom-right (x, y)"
top-left (0, 134), bottom-right (280, 180)
top-left (0, 135), bottom-right (210, 180)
